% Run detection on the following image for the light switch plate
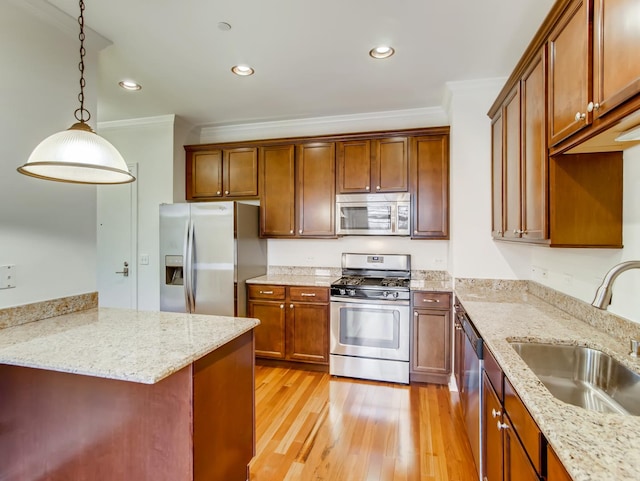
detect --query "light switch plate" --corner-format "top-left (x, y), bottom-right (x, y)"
top-left (0, 265), bottom-right (16, 289)
top-left (140, 254), bottom-right (150, 265)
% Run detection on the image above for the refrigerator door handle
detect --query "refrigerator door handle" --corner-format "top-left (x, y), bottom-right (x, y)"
top-left (182, 219), bottom-right (191, 313)
top-left (187, 220), bottom-right (196, 311)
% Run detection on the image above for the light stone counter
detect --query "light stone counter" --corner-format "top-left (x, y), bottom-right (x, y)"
top-left (0, 307), bottom-right (259, 384)
top-left (455, 283), bottom-right (640, 481)
top-left (246, 274), bottom-right (338, 287)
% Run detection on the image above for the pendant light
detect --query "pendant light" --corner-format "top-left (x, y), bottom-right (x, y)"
top-left (17, 0), bottom-right (135, 185)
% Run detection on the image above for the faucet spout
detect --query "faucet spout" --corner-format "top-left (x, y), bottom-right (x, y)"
top-left (592, 261), bottom-right (640, 309)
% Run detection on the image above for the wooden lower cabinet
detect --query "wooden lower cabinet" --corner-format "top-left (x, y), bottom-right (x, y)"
top-left (410, 291), bottom-right (451, 384)
top-left (248, 284), bottom-right (329, 366)
top-left (483, 374), bottom-right (504, 481)
top-left (502, 412), bottom-right (541, 481)
top-left (547, 444), bottom-right (573, 481)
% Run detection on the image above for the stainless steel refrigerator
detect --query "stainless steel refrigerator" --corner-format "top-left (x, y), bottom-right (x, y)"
top-left (159, 202), bottom-right (267, 317)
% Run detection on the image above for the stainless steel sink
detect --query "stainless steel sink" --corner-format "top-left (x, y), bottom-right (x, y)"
top-left (510, 342), bottom-right (640, 416)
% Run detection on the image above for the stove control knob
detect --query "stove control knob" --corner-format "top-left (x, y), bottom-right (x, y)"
top-left (339, 288), bottom-right (346, 296)
top-left (383, 291), bottom-right (389, 298)
top-left (392, 291), bottom-right (399, 298)
top-left (348, 289), bottom-right (356, 296)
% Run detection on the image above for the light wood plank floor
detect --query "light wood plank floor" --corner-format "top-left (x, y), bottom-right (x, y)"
top-left (250, 366), bottom-right (477, 481)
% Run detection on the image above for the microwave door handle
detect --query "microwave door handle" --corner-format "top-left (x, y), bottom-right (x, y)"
top-left (390, 203), bottom-right (397, 234)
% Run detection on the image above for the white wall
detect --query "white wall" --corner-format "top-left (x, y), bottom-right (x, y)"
top-left (0, 2), bottom-right (99, 308)
top-left (99, 116), bottom-right (177, 311)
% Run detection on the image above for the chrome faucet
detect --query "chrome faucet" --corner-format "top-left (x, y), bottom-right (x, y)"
top-left (592, 261), bottom-right (640, 309)
top-left (592, 261), bottom-right (640, 357)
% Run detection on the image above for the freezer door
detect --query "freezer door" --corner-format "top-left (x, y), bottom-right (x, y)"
top-left (191, 202), bottom-right (235, 316)
top-left (160, 203), bottom-right (190, 313)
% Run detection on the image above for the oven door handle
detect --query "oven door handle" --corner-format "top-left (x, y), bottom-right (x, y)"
top-left (330, 297), bottom-right (410, 306)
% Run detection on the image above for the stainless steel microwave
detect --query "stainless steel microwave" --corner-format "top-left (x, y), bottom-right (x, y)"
top-left (336, 193), bottom-right (410, 236)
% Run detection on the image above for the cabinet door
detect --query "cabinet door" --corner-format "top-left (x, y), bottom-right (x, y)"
top-left (548, 0), bottom-right (591, 145)
top-left (259, 145), bottom-right (295, 237)
top-left (224, 147), bottom-right (258, 197)
top-left (502, 413), bottom-right (540, 481)
top-left (503, 85), bottom-right (522, 240)
top-left (491, 111), bottom-right (504, 238)
top-left (248, 300), bottom-right (286, 359)
top-left (410, 135), bottom-right (449, 239)
top-left (547, 444), bottom-right (572, 481)
top-left (483, 374), bottom-right (503, 481)
top-left (297, 142), bottom-right (336, 237)
top-left (336, 140), bottom-right (372, 193)
top-left (521, 48), bottom-right (548, 241)
top-left (373, 137), bottom-right (408, 192)
top-left (188, 150), bottom-right (223, 199)
top-left (287, 302), bottom-right (329, 364)
top-left (411, 307), bottom-right (451, 379)
top-left (593, 0), bottom-right (640, 119)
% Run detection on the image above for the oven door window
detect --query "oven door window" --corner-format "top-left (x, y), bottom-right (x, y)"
top-left (339, 307), bottom-right (400, 349)
top-left (339, 205), bottom-right (392, 232)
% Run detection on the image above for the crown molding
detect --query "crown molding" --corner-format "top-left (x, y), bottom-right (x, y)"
top-left (98, 114), bottom-right (176, 131)
top-left (199, 107), bottom-right (449, 144)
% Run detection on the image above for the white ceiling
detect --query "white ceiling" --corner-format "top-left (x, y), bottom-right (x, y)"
top-left (45, 0), bottom-right (556, 128)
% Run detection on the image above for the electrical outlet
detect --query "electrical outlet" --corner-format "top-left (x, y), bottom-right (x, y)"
top-left (0, 265), bottom-right (16, 289)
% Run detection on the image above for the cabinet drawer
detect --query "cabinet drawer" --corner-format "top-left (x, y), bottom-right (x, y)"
top-left (483, 345), bottom-right (504, 402)
top-left (247, 285), bottom-right (286, 300)
top-left (288, 286), bottom-right (329, 303)
top-left (412, 291), bottom-right (451, 309)
top-left (504, 377), bottom-right (542, 475)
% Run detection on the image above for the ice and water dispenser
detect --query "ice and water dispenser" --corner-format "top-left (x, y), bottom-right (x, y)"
top-left (165, 255), bottom-right (184, 285)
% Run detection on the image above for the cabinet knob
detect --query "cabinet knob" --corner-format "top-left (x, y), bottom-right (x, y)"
top-left (593, 102), bottom-right (600, 111)
top-left (280, 304), bottom-right (284, 309)
top-left (376, 185), bottom-right (381, 191)
top-left (496, 230), bottom-right (503, 235)
top-left (365, 185), bottom-right (370, 191)
top-left (575, 112), bottom-right (586, 122)
top-left (454, 324), bottom-right (462, 331)
top-left (289, 304), bottom-right (294, 309)
top-left (414, 230), bottom-right (418, 234)
top-left (216, 190), bottom-right (221, 195)
top-left (587, 101), bottom-right (601, 113)
top-left (491, 408), bottom-right (502, 418)
top-left (414, 311), bottom-right (418, 317)
top-left (225, 190), bottom-right (229, 195)
top-left (497, 421), bottom-right (509, 431)
top-left (299, 229), bottom-right (303, 234)
top-left (289, 230), bottom-right (294, 234)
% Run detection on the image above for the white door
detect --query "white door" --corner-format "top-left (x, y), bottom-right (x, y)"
top-left (97, 164), bottom-right (138, 308)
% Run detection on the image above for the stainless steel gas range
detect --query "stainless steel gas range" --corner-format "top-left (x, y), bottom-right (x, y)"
top-left (329, 253), bottom-right (411, 384)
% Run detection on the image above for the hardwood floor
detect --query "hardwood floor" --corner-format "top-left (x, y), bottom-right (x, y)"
top-left (250, 366), bottom-right (477, 481)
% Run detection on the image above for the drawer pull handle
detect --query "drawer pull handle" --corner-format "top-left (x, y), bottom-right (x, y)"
top-left (492, 408), bottom-right (501, 418)
top-left (300, 293), bottom-right (316, 297)
top-left (423, 299), bottom-right (440, 303)
top-left (259, 290), bottom-right (274, 295)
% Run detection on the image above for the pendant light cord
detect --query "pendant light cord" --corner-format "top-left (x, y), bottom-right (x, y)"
top-left (74, 0), bottom-right (90, 124)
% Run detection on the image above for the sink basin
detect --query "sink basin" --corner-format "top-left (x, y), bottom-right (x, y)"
top-left (509, 342), bottom-right (640, 416)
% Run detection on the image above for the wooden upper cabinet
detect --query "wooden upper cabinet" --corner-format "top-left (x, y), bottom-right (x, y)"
top-left (259, 145), bottom-right (296, 237)
top-left (186, 147), bottom-right (258, 200)
top-left (296, 142), bottom-right (336, 237)
top-left (503, 85), bottom-right (522, 240)
top-left (410, 134), bottom-right (449, 239)
top-left (336, 137), bottom-right (408, 194)
top-left (491, 111), bottom-right (504, 238)
top-left (521, 49), bottom-right (548, 241)
top-left (548, 0), bottom-right (591, 146)
top-left (592, 0), bottom-right (640, 119)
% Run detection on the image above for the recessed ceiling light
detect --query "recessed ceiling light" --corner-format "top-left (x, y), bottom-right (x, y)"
top-left (369, 46), bottom-right (395, 59)
top-left (231, 65), bottom-right (255, 76)
top-left (118, 80), bottom-right (142, 91)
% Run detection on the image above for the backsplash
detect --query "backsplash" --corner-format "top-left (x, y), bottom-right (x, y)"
top-left (0, 292), bottom-right (98, 330)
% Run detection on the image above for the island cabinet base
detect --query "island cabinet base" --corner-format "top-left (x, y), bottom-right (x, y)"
top-left (0, 331), bottom-right (255, 481)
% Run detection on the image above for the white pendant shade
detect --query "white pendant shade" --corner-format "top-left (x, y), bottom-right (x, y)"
top-left (18, 123), bottom-right (135, 184)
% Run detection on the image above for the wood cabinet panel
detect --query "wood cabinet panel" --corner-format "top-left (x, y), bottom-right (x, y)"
top-left (503, 412), bottom-right (541, 481)
top-left (547, 444), bottom-right (573, 481)
top-left (491, 112), bottom-right (504, 238)
top-left (287, 302), bottom-right (329, 364)
top-left (548, 0), bottom-right (591, 145)
top-left (247, 284), bottom-right (286, 300)
top-left (259, 145), bottom-right (296, 237)
top-left (297, 142), bottom-right (335, 237)
top-left (248, 300), bottom-right (286, 359)
top-left (224, 148), bottom-right (258, 197)
top-left (483, 374), bottom-right (504, 481)
top-left (521, 50), bottom-right (548, 241)
top-left (288, 286), bottom-right (329, 303)
top-left (593, 0), bottom-right (640, 119)
top-left (336, 140), bottom-right (372, 193)
top-left (410, 134), bottom-right (449, 239)
top-left (504, 378), bottom-right (542, 475)
top-left (503, 85), bottom-right (521, 240)
top-left (374, 137), bottom-right (408, 192)
top-left (410, 291), bottom-right (451, 384)
top-left (190, 151), bottom-right (223, 199)
top-left (483, 345), bottom-right (504, 402)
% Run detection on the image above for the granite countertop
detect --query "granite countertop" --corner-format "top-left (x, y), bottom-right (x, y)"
top-left (246, 274), bottom-right (338, 287)
top-left (455, 286), bottom-right (640, 481)
top-left (0, 307), bottom-right (259, 384)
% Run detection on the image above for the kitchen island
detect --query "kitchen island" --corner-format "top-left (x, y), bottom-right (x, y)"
top-left (0, 306), bottom-right (259, 481)
top-left (455, 281), bottom-right (640, 481)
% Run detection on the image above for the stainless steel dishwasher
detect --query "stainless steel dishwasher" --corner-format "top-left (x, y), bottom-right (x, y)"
top-left (454, 300), bottom-right (483, 481)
